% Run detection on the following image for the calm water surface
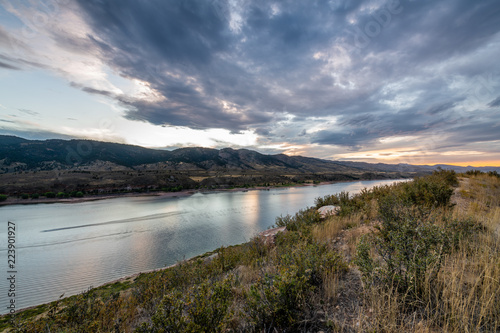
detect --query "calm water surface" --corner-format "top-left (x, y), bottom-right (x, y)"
top-left (0, 179), bottom-right (404, 313)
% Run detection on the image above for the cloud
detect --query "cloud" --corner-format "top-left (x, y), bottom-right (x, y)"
top-left (1, 0), bottom-right (500, 163)
top-left (488, 96), bottom-right (500, 107)
top-left (0, 60), bottom-right (20, 70)
top-left (17, 109), bottom-right (39, 116)
top-left (0, 127), bottom-right (76, 141)
top-left (70, 82), bottom-right (116, 98)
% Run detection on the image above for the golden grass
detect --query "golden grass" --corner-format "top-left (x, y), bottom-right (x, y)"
top-left (312, 214), bottom-right (363, 244)
top-left (321, 268), bottom-right (341, 302)
top-left (355, 174), bottom-right (500, 332)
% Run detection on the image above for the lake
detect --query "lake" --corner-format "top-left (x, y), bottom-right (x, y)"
top-left (0, 179), bottom-right (404, 313)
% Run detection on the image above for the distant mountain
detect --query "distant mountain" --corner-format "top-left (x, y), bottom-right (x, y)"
top-left (422, 164), bottom-right (500, 173)
top-left (0, 135), bottom-right (497, 174)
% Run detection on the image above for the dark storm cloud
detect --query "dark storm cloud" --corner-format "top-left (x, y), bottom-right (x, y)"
top-left (313, 105), bottom-right (467, 148)
top-left (488, 96), bottom-right (500, 108)
top-left (0, 60), bottom-right (20, 70)
top-left (425, 102), bottom-right (457, 116)
top-left (69, 82), bottom-right (115, 97)
top-left (447, 120), bottom-right (500, 145)
top-left (69, 0), bottom-right (500, 150)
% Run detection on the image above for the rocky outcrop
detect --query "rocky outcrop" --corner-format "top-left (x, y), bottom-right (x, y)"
top-left (317, 205), bottom-right (340, 218)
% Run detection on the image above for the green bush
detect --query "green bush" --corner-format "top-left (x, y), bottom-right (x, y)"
top-left (275, 208), bottom-right (321, 231)
top-left (139, 278), bottom-right (234, 332)
top-left (487, 171), bottom-right (500, 178)
top-left (354, 198), bottom-right (449, 302)
top-left (399, 176), bottom-right (454, 207)
top-left (433, 167), bottom-right (458, 187)
top-left (0, 194), bottom-right (7, 202)
top-left (56, 192), bottom-right (65, 198)
top-left (45, 192), bottom-right (56, 198)
top-left (245, 267), bottom-right (310, 329)
top-left (21, 193), bottom-right (29, 199)
top-left (244, 234), bottom-right (347, 331)
top-left (465, 169), bottom-right (482, 176)
top-left (314, 172), bottom-right (456, 220)
top-left (445, 217), bottom-right (483, 251)
top-left (31, 193), bottom-right (39, 199)
top-left (141, 290), bottom-right (186, 332)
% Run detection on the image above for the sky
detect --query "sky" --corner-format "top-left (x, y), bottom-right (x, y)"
top-left (0, 0), bottom-right (499, 166)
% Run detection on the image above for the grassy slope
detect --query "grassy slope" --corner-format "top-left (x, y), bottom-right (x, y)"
top-left (2, 171), bottom-right (499, 332)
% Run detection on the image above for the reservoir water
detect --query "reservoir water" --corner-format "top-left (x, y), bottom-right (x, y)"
top-left (0, 179), bottom-right (404, 313)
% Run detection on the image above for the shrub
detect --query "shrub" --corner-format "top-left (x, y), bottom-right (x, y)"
top-left (433, 167), bottom-right (459, 187)
top-left (140, 278), bottom-right (234, 332)
top-left (141, 290), bottom-right (186, 332)
top-left (444, 217), bottom-right (483, 250)
top-left (315, 172), bottom-right (455, 219)
top-left (45, 192), bottom-right (56, 198)
top-left (398, 176), bottom-right (454, 207)
top-left (0, 194), bottom-right (7, 202)
top-left (245, 264), bottom-right (312, 330)
top-left (21, 193), bottom-right (29, 199)
top-left (465, 169), bottom-right (482, 176)
top-left (31, 193), bottom-right (39, 199)
top-left (245, 234), bottom-right (347, 331)
top-left (275, 208), bottom-right (321, 231)
top-left (354, 198), bottom-right (450, 302)
top-left (56, 192), bottom-right (65, 198)
top-left (487, 170), bottom-right (500, 178)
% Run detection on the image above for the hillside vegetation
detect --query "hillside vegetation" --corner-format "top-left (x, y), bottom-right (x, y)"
top-left (2, 170), bottom-right (499, 332)
top-left (0, 135), bottom-right (420, 196)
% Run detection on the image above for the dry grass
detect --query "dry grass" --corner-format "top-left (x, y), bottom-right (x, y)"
top-left (312, 214), bottom-right (363, 244)
top-left (322, 268), bottom-right (341, 302)
top-left (354, 174), bottom-right (500, 332)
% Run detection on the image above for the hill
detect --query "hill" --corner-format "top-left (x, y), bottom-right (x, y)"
top-left (0, 135), bottom-right (430, 173)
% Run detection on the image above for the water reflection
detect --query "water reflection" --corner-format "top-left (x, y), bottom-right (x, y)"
top-left (0, 179), bottom-right (404, 313)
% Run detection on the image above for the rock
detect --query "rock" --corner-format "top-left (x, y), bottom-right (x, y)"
top-left (204, 253), bottom-right (219, 262)
top-left (259, 226), bottom-right (286, 245)
top-left (317, 205), bottom-right (339, 218)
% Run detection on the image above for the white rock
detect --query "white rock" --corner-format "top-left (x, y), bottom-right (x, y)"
top-left (317, 205), bottom-right (339, 218)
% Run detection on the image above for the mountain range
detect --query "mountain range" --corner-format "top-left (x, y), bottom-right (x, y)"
top-left (0, 135), bottom-right (498, 174)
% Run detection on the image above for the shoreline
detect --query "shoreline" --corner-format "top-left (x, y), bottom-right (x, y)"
top-left (0, 176), bottom-right (410, 207)
top-left (4, 262), bottom-right (182, 318)
top-left (0, 190), bottom-right (195, 207)
top-left (0, 179), bottom-right (368, 207)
